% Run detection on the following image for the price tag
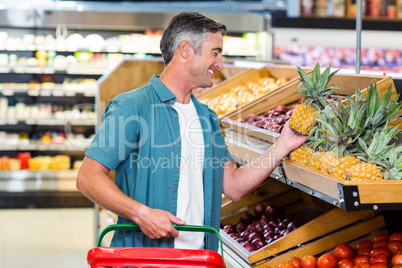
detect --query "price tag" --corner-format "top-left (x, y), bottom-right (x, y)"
top-left (25, 67), bottom-right (42, 73)
top-left (28, 90), bottom-right (39, 96)
top-left (6, 119), bottom-right (18, 125)
top-left (64, 91), bottom-right (76, 97)
top-left (42, 67), bottom-right (55, 74)
top-left (0, 67), bottom-right (9, 73)
top-left (52, 90), bottom-right (64, 97)
top-left (25, 119), bottom-right (36, 125)
top-left (40, 90), bottom-right (52, 97)
top-left (37, 144), bottom-right (47, 151)
top-left (2, 89), bottom-right (14, 96)
top-left (14, 67), bottom-right (24, 73)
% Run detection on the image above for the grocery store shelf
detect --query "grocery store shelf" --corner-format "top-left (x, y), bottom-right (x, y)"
top-left (0, 4), bottom-right (274, 33)
top-left (0, 191), bottom-right (93, 208)
top-left (0, 169), bottom-right (78, 181)
top-left (0, 118), bottom-right (96, 126)
top-left (273, 16), bottom-right (402, 31)
top-left (0, 169), bottom-right (92, 208)
top-left (0, 143), bottom-right (87, 152)
top-left (0, 87), bottom-right (96, 97)
top-left (0, 65), bottom-right (109, 76)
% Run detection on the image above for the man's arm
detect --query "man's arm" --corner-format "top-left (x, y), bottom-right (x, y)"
top-left (76, 156), bottom-right (185, 238)
top-left (222, 122), bottom-right (306, 201)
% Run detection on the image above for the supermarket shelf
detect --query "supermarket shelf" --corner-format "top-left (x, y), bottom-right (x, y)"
top-left (0, 143), bottom-right (88, 152)
top-left (0, 118), bottom-right (96, 126)
top-left (0, 170), bottom-right (93, 208)
top-left (273, 16), bottom-right (402, 31)
top-left (0, 191), bottom-right (93, 208)
top-left (0, 87), bottom-right (96, 97)
top-left (0, 169), bottom-right (78, 181)
top-left (0, 169), bottom-right (92, 208)
top-left (0, 66), bottom-right (109, 75)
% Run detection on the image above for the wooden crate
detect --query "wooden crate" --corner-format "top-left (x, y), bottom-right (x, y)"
top-left (220, 73), bottom-right (397, 144)
top-left (282, 159), bottom-right (402, 210)
top-left (252, 213), bottom-right (386, 268)
top-left (220, 179), bottom-right (384, 265)
top-left (198, 65), bottom-right (312, 119)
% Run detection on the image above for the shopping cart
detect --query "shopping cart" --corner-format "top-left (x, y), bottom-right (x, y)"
top-left (87, 223), bottom-right (226, 268)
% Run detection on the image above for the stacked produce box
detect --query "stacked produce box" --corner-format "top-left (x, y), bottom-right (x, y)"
top-left (218, 62), bottom-right (402, 267)
top-left (197, 66), bottom-right (313, 119)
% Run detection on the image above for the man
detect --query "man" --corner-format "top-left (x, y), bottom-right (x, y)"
top-left (76, 11), bottom-right (306, 251)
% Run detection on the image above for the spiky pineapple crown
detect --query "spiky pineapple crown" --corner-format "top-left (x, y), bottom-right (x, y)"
top-left (355, 126), bottom-right (402, 177)
top-left (296, 62), bottom-right (341, 111)
top-left (308, 81), bottom-right (402, 159)
top-left (309, 94), bottom-right (367, 158)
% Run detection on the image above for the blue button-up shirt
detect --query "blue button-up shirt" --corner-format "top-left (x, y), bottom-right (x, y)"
top-left (86, 75), bottom-right (232, 251)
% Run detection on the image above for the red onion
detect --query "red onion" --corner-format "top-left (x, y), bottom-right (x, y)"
top-left (252, 238), bottom-right (266, 250)
top-left (264, 231), bottom-right (275, 241)
top-left (287, 221), bottom-right (298, 229)
top-left (273, 105), bottom-right (287, 113)
top-left (223, 224), bottom-right (235, 234)
top-left (253, 203), bottom-right (266, 218)
top-left (243, 241), bottom-right (256, 252)
top-left (248, 232), bottom-right (264, 243)
top-left (264, 110), bottom-right (273, 117)
top-left (240, 212), bottom-right (254, 225)
top-left (236, 222), bottom-right (247, 233)
top-left (280, 228), bottom-right (291, 236)
top-left (246, 222), bottom-right (257, 232)
top-left (240, 230), bottom-right (252, 241)
top-left (264, 205), bottom-right (278, 220)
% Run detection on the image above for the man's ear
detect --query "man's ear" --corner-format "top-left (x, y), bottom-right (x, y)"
top-left (179, 40), bottom-right (191, 57)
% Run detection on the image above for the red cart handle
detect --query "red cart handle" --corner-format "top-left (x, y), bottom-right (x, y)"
top-left (97, 223), bottom-right (224, 258)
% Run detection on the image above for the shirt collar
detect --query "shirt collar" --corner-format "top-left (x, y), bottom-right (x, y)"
top-left (151, 74), bottom-right (210, 113)
top-left (151, 75), bottom-right (176, 104)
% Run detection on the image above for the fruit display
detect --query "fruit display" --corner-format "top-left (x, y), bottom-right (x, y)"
top-left (237, 104), bottom-right (298, 134)
top-left (269, 231), bottom-right (402, 268)
top-left (222, 203), bottom-right (299, 252)
top-left (201, 76), bottom-right (289, 116)
top-left (0, 153), bottom-right (75, 170)
top-left (289, 62), bottom-right (402, 181)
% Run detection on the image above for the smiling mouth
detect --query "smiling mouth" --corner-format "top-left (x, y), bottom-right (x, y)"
top-left (208, 69), bottom-right (214, 76)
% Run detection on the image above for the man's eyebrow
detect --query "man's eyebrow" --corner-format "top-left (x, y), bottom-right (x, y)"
top-left (213, 47), bottom-right (222, 53)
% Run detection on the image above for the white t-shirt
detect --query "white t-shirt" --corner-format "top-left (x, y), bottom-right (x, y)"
top-left (172, 99), bottom-right (205, 249)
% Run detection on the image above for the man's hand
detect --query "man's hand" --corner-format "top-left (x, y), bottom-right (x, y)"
top-left (275, 121), bottom-right (308, 159)
top-left (134, 206), bottom-right (186, 239)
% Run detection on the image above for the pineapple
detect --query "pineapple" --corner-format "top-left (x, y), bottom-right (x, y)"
top-left (288, 77), bottom-right (402, 181)
top-left (349, 126), bottom-right (402, 181)
top-left (289, 62), bottom-right (340, 135)
top-left (328, 155), bottom-right (360, 180)
top-left (289, 145), bottom-right (313, 166)
top-left (309, 96), bottom-right (365, 179)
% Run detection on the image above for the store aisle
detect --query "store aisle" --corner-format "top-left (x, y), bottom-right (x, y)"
top-left (0, 207), bottom-right (95, 268)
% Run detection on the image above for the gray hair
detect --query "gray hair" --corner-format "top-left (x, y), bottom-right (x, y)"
top-left (160, 12), bottom-right (227, 66)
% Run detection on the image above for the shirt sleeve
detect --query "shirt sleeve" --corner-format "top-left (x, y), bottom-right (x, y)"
top-left (85, 98), bottom-right (142, 171)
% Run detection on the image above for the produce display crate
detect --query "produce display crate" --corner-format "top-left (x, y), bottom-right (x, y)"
top-left (220, 179), bottom-right (386, 266)
top-left (197, 65), bottom-right (312, 119)
top-left (221, 73), bottom-right (397, 144)
top-left (222, 72), bottom-right (402, 212)
top-left (281, 159), bottom-right (402, 211)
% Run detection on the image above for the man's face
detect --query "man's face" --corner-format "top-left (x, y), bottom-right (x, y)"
top-left (188, 32), bottom-right (224, 89)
